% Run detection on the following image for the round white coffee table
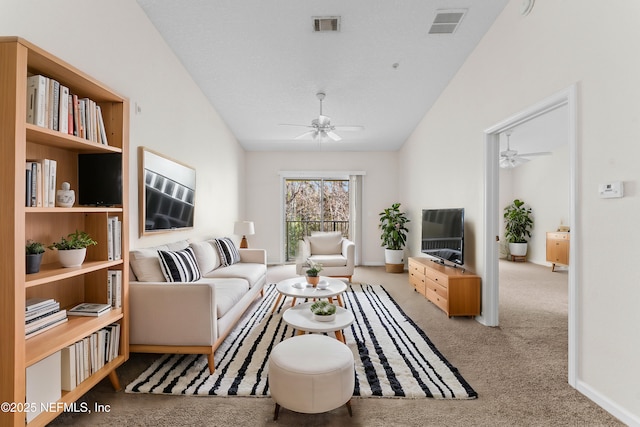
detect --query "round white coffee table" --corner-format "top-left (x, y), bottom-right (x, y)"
top-left (271, 276), bottom-right (347, 313)
top-left (282, 302), bottom-right (354, 344)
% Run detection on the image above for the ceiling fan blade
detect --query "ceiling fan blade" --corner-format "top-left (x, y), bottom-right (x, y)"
top-left (518, 151), bottom-right (552, 157)
top-left (279, 123), bottom-right (313, 128)
top-left (500, 156), bottom-right (530, 169)
top-left (325, 131), bottom-right (342, 141)
top-left (334, 125), bottom-right (364, 131)
top-left (295, 130), bottom-right (317, 140)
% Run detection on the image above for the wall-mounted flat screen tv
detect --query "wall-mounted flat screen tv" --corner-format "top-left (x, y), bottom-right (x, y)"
top-left (421, 208), bottom-right (464, 266)
top-left (139, 147), bottom-right (196, 235)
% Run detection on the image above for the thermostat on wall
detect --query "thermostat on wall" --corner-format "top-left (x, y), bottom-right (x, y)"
top-left (598, 181), bottom-right (624, 198)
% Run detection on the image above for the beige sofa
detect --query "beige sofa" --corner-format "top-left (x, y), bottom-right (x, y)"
top-left (128, 238), bottom-right (267, 373)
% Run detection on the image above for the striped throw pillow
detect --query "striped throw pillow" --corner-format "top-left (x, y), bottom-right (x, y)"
top-left (157, 247), bottom-right (202, 282)
top-left (213, 237), bottom-right (240, 267)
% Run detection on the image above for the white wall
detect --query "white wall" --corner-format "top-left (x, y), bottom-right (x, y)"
top-left (244, 151), bottom-right (398, 265)
top-left (0, 0), bottom-right (245, 249)
top-left (500, 145), bottom-right (570, 265)
top-left (400, 1), bottom-right (640, 423)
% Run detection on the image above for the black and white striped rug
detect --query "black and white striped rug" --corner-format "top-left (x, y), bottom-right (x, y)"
top-left (125, 283), bottom-right (477, 399)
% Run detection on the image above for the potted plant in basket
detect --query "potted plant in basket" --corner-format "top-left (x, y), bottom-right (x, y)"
top-left (49, 230), bottom-right (97, 268)
top-left (305, 260), bottom-right (323, 286)
top-left (379, 203), bottom-right (410, 273)
top-left (25, 240), bottom-right (46, 274)
top-left (309, 300), bottom-right (337, 322)
top-left (503, 199), bottom-right (534, 258)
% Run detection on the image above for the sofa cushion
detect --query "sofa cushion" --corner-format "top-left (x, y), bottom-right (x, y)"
top-left (189, 240), bottom-right (221, 274)
top-left (307, 232), bottom-right (342, 255)
top-left (213, 237), bottom-right (240, 267)
top-left (204, 262), bottom-right (267, 288)
top-left (213, 279), bottom-right (249, 318)
top-left (130, 246), bottom-right (169, 282)
top-left (158, 247), bottom-right (202, 282)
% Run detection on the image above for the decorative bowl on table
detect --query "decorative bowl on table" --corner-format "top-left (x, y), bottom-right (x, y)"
top-left (316, 280), bottom-right (329, 290)
top-left (310, 301), bottom-right (336, 322)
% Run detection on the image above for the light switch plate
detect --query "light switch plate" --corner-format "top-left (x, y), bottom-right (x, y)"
top-left (598, 181), bottom-right (624, 198)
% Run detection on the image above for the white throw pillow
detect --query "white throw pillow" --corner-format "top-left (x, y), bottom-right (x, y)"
top-left (308, 232), bottom-right (342, 255)
top-left (189, 240), bottom-right (221, 274)
top-left (129, 246), bottom-right (169, 282)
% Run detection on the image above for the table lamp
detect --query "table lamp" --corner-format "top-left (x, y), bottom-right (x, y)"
top-left (234, 221), bottom-right (255, 248)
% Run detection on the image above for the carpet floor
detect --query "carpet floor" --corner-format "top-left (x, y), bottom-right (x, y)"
top-left (49, 262), bottom-right (624, 426)
top-left (125, 283), bottom-right (476, 399)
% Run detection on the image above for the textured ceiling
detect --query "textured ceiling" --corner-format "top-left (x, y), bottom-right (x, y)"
top-left (136, 0), bottom-right (509, 152)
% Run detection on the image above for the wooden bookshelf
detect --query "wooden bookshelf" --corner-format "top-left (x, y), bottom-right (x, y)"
top-left (0, 37), bottom-right (129, 427)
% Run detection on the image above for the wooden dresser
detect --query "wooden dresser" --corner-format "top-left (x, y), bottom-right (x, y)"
top-left (546, 232), bottom-right (570, 271)
top-left (408, 257), bottom-right (481, 317)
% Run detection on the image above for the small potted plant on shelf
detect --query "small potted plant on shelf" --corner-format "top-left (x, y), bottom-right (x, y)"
top-left (503, 199), bottom-right (534, 258)
top-left (25, 240), bottom-right (46, 274)
top-left (305, 260), bottom-right (323, 287)
top-left (49, 230), bottom-right (97, 268)
top-left (309, 300), bottom-right (337, 322)
top-left (379, 202), bottom-right (410, 273)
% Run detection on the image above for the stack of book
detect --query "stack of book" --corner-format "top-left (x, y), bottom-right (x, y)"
top-left (25, 298), bottom-right (68, 339)
top-left (60, 323), bottom-right (121, 391)
top-left (26, 74), bottom-right (109, 145)
top-left (68, 303), bottom-right (112, 317)
top-left (25, 158), bottom-right (56, 207)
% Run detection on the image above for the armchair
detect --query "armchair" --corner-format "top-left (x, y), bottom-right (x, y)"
top-left (296, 232), bottom-right (355, 282)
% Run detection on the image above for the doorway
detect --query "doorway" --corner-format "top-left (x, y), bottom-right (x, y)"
top-left (481, 84), bottom-right (578, 387)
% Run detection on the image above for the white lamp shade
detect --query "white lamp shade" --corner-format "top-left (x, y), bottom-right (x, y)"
top-left (234, 221), bottom-right (255, 236)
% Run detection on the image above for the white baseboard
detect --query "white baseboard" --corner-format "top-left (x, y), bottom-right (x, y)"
top-left (576, 379), bottom-right (640, 426)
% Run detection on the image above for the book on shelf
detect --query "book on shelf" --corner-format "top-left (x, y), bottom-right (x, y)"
top-left (26, 310), bottom-right (67, 335)
top-left (25, 302), bottom-right (60, 323)
top-left (26, 297), bottom-right (56, 312)
top-left (25, 317), bottom-right (68, 339)
top-left (108, 270), bottom-right (122, 308)
top-left (26, 74), bottom-right (48, 127)
top-left (68, 302), bottom-right (112, 317)
top-left (61, 344), bottom-right (76, 391)
top-left (59, 84), bottom-right (69, 134)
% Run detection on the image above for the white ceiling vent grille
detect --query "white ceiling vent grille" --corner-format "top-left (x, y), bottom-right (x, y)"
top-left (429, 9), bottom-right (466, 34)
top-left (313, 16), bottom-right (341, 32)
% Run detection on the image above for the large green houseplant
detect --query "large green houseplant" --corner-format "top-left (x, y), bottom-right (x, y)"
top-left (379, 203), bottom-right (410, 272)
top-left (503, 199), bottom-right (533, 257)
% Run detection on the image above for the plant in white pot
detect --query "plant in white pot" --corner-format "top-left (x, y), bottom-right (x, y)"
top-left (49, 230), bottom-right (97, 268)
top-left (305, 260), bottom-right (323, 286)
top-left (379, 203), bottom-right (410, 273)
top-left (309, 300), bottom-right (337, 322)
top-left (503, 199), bottom-right (533, 258)
top-left (25, 240), bottom-right (46, 274)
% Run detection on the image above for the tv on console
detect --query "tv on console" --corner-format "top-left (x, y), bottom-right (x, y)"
top-left (421, 208), bottom-right (464, 266)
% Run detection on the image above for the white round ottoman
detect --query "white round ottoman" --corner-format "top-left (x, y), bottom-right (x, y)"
top-left (269, 334), bottom-right (354, 420)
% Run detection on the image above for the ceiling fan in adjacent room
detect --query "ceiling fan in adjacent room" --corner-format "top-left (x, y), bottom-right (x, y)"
top-left (279, 92), bottom-right (364, 141)
top-left (499, 130), bottom-right (551, 168)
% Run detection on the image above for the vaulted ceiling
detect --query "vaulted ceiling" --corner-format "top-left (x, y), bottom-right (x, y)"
top-left (137, 0), bottom-right (509, 152)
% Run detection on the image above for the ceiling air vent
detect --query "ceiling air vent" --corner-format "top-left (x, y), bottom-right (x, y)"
top-left (428, 9), bottom-right (466, 34)
top-left (313, 16), bottom-right (340, 32)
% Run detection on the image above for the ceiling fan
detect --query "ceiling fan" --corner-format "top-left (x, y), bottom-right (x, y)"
top-left (500, 130), bottom-right (551, 169)
top-left (279, 92), bottom-right (364, 141)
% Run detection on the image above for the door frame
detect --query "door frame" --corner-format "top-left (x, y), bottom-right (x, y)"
top-left (481, 84), bottom-right (579, 387)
